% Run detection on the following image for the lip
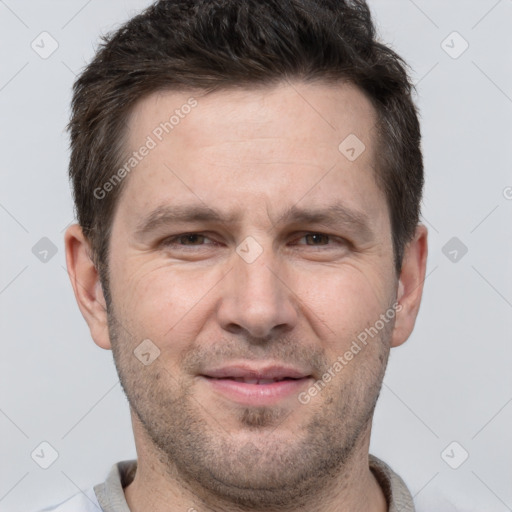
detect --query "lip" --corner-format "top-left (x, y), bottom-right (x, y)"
top-left (203, 364), bottom-right (310, 380)
top-left (200, 364), bottom-right (313, 406)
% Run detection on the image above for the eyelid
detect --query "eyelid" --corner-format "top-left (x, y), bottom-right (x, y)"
top-left (290, 231), bottom-right (347, 246)
top-left (161, 232), bottom-right (219, 247)
top-left (160, 231), bottom-right (349, 249)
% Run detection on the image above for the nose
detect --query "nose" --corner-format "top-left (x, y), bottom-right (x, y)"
top-left (216, 250), bottom-right (299, 340)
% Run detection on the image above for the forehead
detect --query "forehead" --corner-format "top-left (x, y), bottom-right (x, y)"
top-left (126, 81), bottom-right (376, 153)
top-left (115, 81), bottom-right (385, 228)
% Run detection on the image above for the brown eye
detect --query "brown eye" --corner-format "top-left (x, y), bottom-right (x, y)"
top-left (303, 233), bottom-right (330, 245)
top-left (177, 234), bottom-right (207, 245)
top-left (161, 233), bottom-right (214, 248)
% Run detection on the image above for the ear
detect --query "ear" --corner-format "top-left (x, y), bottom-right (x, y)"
top-left (64, 224), bottom-right (111, 350)
top-left (391, 224), bottom-right (428, 348)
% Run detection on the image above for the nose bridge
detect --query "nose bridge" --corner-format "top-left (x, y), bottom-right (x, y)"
top-left (240, 253), bottom-right (281, 303)
top-left (217, 242), bottom-right (297, 338)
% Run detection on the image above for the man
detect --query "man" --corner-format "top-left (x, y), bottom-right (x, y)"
top-left (52, 0), bottom-right (428, 510)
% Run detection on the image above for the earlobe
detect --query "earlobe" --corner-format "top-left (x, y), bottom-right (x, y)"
top-left (391, 224), bottom-right (428, 348)
top-left (64, 224), bottom-right (112, 350)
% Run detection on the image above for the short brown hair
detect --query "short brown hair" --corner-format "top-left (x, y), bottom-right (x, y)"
top-left (68, 0), bottom-right (423, 291)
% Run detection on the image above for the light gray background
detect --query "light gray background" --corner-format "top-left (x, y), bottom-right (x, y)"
top-left (1, 1), bottom-right (511, 511)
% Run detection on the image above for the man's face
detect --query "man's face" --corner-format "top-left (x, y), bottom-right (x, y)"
top-left (105, 82), bottom-right (399, 505)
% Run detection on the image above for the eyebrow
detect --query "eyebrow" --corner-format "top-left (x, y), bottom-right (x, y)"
top-left (135, 202), bottom-right (374, 241)
top-left (135, 204), bottom-right (231, 237)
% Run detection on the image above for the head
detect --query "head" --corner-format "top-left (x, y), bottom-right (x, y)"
top-left (65, 0), bottom-right (427, 509)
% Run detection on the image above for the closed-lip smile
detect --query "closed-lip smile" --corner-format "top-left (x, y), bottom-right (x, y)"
top-left (200, 363), bottom-right (313, 406)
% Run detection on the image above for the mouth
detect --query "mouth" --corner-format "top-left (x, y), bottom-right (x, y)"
top-left (200, 364), bottom-right (313, 406)
top-left (211, 376), bottom-right (302, 384)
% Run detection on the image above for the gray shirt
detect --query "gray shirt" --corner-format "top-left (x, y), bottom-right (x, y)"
top-left (40, 455), bottom-right (415, 511)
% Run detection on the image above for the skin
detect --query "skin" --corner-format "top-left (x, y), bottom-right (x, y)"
top-left (65, 81), bottom-right (428, 512)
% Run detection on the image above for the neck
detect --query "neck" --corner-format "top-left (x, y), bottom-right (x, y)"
top-left (124, 415), bottom-right (388, 512)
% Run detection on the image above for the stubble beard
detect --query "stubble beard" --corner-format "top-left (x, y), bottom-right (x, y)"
top-left (107, 307), bottom-right (391, 511)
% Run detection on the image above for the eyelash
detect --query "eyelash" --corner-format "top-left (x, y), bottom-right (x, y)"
top-left (161, 232), bottom-right (347, 249)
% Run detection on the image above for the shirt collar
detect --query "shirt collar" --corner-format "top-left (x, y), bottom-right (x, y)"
top-left (94, 455), bottom-right (415, 512)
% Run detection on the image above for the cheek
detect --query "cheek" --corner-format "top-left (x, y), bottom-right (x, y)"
top-left (115, 264), bottom-right (223, 351)
top-left (291, 265), bottom-right (392, 353)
